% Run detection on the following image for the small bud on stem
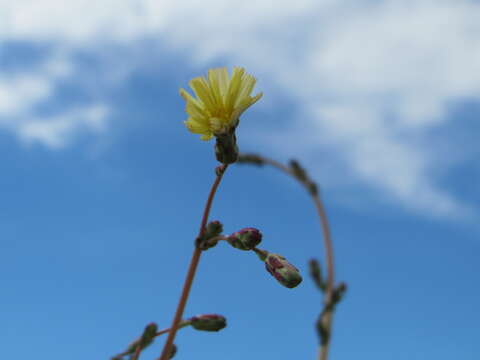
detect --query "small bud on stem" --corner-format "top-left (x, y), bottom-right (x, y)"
top-left (123, 323), bottom-right (158, 358)
top-left (254, 249), bottom-right (302, 288)
top-left (289, 160), bottom-right (308, 182)
top-left (332, 282), bottom-right (347, 305)
top-left (227, 227), bottom-right (262, 250)
top-left (189, 314), bottom-right (227, 332)
top-left (168, 344), bottom-right (177, 359)
top-left (309, 258), bottom-right (326, 291)
top-left (196, 220), bottom-right (224, 250)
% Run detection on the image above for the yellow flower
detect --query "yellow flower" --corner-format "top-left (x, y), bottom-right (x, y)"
top-left (180, 67), bottom-right (263, 140)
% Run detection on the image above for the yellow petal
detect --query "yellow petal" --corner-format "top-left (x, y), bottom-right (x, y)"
top-left (224, 67), bottom-right (245, 112)
top-left (208, 68), bottom-right (224, 110)
top-left (185, 100), bottom-right (208, 121)
top-left (251, 92), bottom-right (263, 105)
top-left (217, 67), bottom-right (229, 98)
top-left (200, 134), bottom-right (213, 141)
top-left (180, 88), bottom-right (203, 107)
top-left (185, 118), bottom-right (210, 134)
top-left (234, 74), bottom-right (256, 108)
top-left (209, 117), bottom-right (224, 132)
top-left (189, 77), bottom-right (216, 112)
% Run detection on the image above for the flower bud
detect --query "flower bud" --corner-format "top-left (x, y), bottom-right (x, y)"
top-left (196, 220), bottom-right (224, 250)
top-left (309, 258), bottom-right (326, 291)
top-left (264, 253), bottom-right (302, 288)
top-left (227, 227), bottom-right (262, 250)
top-left (205, 220), bottom-right (223, 238)
top-left (125, 322), bottom-right (158, 354)
top-left (189, 314), bottom-right (227, 332)
top-left (289, 159), bottom-right (308, 182)
top-left (332, 282), bottom-right (347, 305)
top-left (169, 344), bottom-right (178, 359)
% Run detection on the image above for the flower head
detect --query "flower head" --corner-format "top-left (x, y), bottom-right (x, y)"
top-left (180, 67), bottom-right (262, 141)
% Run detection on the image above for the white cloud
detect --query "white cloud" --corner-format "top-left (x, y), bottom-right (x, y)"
top-left (0, 52), bottom-right (71, 117)
top-left (0, 50), bottom-right (108, 148)
top-left (0, 74), bottom-right (51, 116)
top-left (18, 104), bottom-right (109, 149)
top-left (1, 0), bottom-right (479, 217)
top-left (312, 103), bottom-right (470, 217)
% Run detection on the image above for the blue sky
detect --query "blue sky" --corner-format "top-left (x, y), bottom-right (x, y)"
top-left (1, 1), bottom-right (479, 359)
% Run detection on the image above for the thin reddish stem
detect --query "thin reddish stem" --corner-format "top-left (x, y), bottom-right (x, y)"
top-left (158, 165), bottom-right (228, 360)
top-left (154, 327), bottom-right (171, 337)
top-left (131, 344), bottom-right (142, 360)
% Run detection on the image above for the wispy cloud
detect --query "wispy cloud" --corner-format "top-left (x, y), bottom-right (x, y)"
top-left (0, 49), bottom-right (109, 148)
top-left (18, 104), bottom-right (108, 149)
top-left (1, 0), bottom-right (479, 217)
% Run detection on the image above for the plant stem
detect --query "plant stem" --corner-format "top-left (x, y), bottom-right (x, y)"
top-left (243, 156), bottom-right (336, 360)
top-left (158, 164), bottom-right (229, 360)
top-left (155, 328), bottom-right (171, 337)
top-left (311, 191), bottom-right (335, 360)
top-left (131, 344), bottom-right (142, 360)
top-left (318, 311), bottom-right (332, 360)
top-left (261, 158), bottom-right (335, 292)
top-left (154, 321), bottom-right (189, 338)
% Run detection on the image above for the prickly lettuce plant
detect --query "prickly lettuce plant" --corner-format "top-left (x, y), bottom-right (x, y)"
top-left (111, 67), bottom-right (346, 360)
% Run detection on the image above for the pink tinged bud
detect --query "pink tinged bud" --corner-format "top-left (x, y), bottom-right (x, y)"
top-left (197, 220), bottom-right (224, 250)
top-left (265, 253), bottom-right (302, 289)
top-left (227, 227), bottom-right (262, 250)
top-left (190, 314), bottom-right (227, 332)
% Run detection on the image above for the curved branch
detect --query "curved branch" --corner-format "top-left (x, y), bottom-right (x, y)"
top-left (238, 154), bottom-right (342, 360)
